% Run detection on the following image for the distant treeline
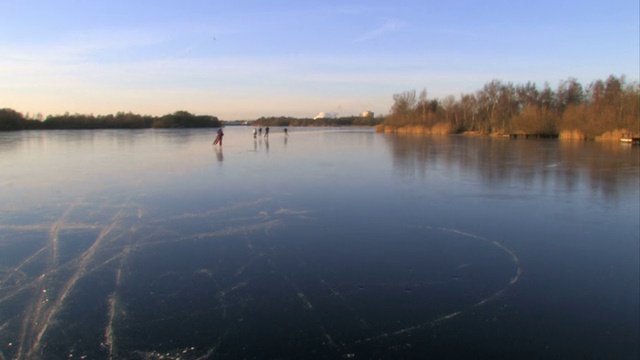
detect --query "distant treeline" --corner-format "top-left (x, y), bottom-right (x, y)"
top-left (378, 75), bottom-right (639, 140)
top-left (253, 115), bottom-right (383, 127)
top-left (0, 110), bottom-right (221, 131)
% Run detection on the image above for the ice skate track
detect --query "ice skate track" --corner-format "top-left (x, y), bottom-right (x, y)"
top-left (25, 206), bottom-right (127, 358)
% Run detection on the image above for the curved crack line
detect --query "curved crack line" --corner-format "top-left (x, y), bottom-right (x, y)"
top-left (347, 226), bottom-right (522, 348)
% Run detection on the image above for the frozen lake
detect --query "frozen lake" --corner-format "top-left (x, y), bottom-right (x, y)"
top-left (0, 127), bottom-right (638, 359)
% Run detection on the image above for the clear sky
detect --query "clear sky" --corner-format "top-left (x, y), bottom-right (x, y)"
top-left (1, 0), bottom-right (638, 120)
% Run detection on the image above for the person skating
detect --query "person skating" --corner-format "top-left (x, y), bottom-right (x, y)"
top-left (213, 128), bottom-right (224, 146)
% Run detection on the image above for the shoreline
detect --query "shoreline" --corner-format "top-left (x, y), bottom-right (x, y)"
top-left (374, 124), bottom-right (639, 142)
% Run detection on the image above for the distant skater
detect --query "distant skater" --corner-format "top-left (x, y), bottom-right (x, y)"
top-left (264, 127), bottom-right (269, 138)
top-left (213, 128), bottom-right (224, 146)
top-left (258, 127), bottom-right (262, 136)
top-left (252, 128), bottom-right (257, 138)
top-left (284, 128), bottom-right (288, 137)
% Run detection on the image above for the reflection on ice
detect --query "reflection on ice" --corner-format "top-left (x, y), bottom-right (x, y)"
top-left (2, 128), bottom-right (634, 359)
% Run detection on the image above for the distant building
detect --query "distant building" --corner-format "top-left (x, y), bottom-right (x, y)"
top-left (314, 112), bottom-right (338, 120)
top-left (361, 111), bottom-right (374, 118)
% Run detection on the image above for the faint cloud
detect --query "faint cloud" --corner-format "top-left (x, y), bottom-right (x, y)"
top-left (2, 28), bottom-right (164, 64)
top-left (68, 28), bottom-right (163, 51)
top-left (353, 19), bottom-right (406, 43)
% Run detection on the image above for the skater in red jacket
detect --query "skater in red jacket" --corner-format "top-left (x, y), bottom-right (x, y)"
top-left (213, 128), bottom-right (224, 146)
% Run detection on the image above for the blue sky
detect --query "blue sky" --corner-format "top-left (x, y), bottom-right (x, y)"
top-left (1, 0), bottom-right (638, 120)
